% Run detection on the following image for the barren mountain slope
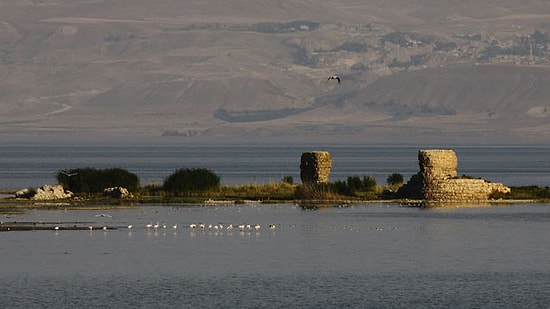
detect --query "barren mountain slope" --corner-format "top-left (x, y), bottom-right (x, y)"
top-left (0, 0), bottom-right (549, 143)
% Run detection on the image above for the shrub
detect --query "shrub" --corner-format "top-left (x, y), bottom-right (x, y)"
top-left (57, 167), bottom-right (139, 193)
top-left (163, 168), bottom-right (220, 196)
top-left (386, 173), bottom-right (404, 185)
top-left (282, 175), bottom-right (294, 184)
top-left (330, 176), bottom-right (377, 197)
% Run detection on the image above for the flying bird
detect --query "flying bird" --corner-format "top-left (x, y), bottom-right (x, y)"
top-left (60, 170), bottom-right (78, 177)
top-left (327, 75), bottom-right (340, 84)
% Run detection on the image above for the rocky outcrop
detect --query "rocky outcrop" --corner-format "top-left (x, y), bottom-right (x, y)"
top-left (300, 151), bottom-right (332, 184)
top-left (398, 149), bottom-right (510, 201)
top-left (15, 184), bottom-right (73, 200)
top-left (103, 187), bottom-right (131, 199)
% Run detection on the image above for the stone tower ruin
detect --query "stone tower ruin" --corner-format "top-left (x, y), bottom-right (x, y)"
top-left (300, 151), bottom-right (332, 184)
top-left (398, 149), bottom-right (510, 201)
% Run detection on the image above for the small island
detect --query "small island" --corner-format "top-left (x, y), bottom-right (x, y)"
top-left (1, 149), bottom-right (549, 209)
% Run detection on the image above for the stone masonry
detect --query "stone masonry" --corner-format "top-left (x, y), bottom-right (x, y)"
top-left (300, 151), bottom-right (332, 184)
top-left (398, 149), bottom-right (511, 201)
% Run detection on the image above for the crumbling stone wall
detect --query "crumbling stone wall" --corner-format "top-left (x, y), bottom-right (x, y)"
top-left (429, 178), bottom-right (511, 201)
top-left (398, 149), bottom-right (510, 201)
top-left (300, 151), bottom-right (332, 184)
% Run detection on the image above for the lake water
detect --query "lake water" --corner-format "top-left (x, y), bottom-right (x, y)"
top-left (1, 144), bottom-right (550, 190)
top-left (1, 144), bottom-right (549, 307)
top-left (1, 203), bottom-right (549, 308)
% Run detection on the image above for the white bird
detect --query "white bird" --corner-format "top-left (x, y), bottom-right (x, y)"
top-left (146, 222), bottom-right (153, 229)
top-left (153, 222), bottom-right (160, 229)
top-left (102, 226), bottom-right (108, 231)
top-left (53, 226), bottom-right (60, 231)
top-left (189, 223), bottom-right (197, 229)
top-left (254, 224), bottom-right (261, 230)
top-left (172, 224), bottom-right (178, 229)
top-left (327, 75), bottom-right (341, 84)
top-left (88, 225), bottom-right (93, 231)
top-left (226, 224), bottom-right (234, 231)
top-left (269, 224), bottom-right (276, 230)
top-left (127, 224), bottom-right (133, 229)
top-left (60, 170), bottom-right (78, 177)
top-left (95, 213), bottom-right (113, 218)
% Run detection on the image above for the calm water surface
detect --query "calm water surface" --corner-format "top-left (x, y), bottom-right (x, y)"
top-left (1, 203), bottom-right (549, 308)
top-left (1, 144), bottom-right (549, 189)
top-left (1, 144), bottom-right (549, 307)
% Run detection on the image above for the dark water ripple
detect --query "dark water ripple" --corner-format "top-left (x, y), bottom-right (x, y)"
top-left (4, 272), bottom-right (549, 308)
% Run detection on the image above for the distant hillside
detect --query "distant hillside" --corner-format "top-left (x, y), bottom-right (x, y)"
top-left (0, 0), bottom-right (549, 143)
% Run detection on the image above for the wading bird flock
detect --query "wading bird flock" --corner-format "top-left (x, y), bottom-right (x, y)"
top-left (71, 219), bottom-right (277, 234)
top-left (144, 221), bottom-right (277, 232)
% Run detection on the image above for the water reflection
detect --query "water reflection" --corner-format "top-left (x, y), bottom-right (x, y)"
top-left (298, 202), bottom-right (351, 210)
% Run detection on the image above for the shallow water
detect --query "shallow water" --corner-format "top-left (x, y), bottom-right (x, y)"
top-left (1, 203), bottom-right (549, 308)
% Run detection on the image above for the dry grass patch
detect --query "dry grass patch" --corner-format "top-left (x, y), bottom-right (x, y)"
top-left (216, 183), bottom-right (297, 200)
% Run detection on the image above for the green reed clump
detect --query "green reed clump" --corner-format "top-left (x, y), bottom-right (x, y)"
top-left (57, 167), bottom-right (139, 193)
top-left (163, 168), bottom-right (220, 197)
top-left (217, 183), bottom-right (296, 200)
top-left (490, 186), bottom-right (550, 200)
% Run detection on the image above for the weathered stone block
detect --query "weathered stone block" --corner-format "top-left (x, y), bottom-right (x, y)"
top-left (419, 149), bottom-right (458, 179)
top-left (300, 151), bottom-right (332, 184)
top-left (398, 149), bottom-right (510, 201)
